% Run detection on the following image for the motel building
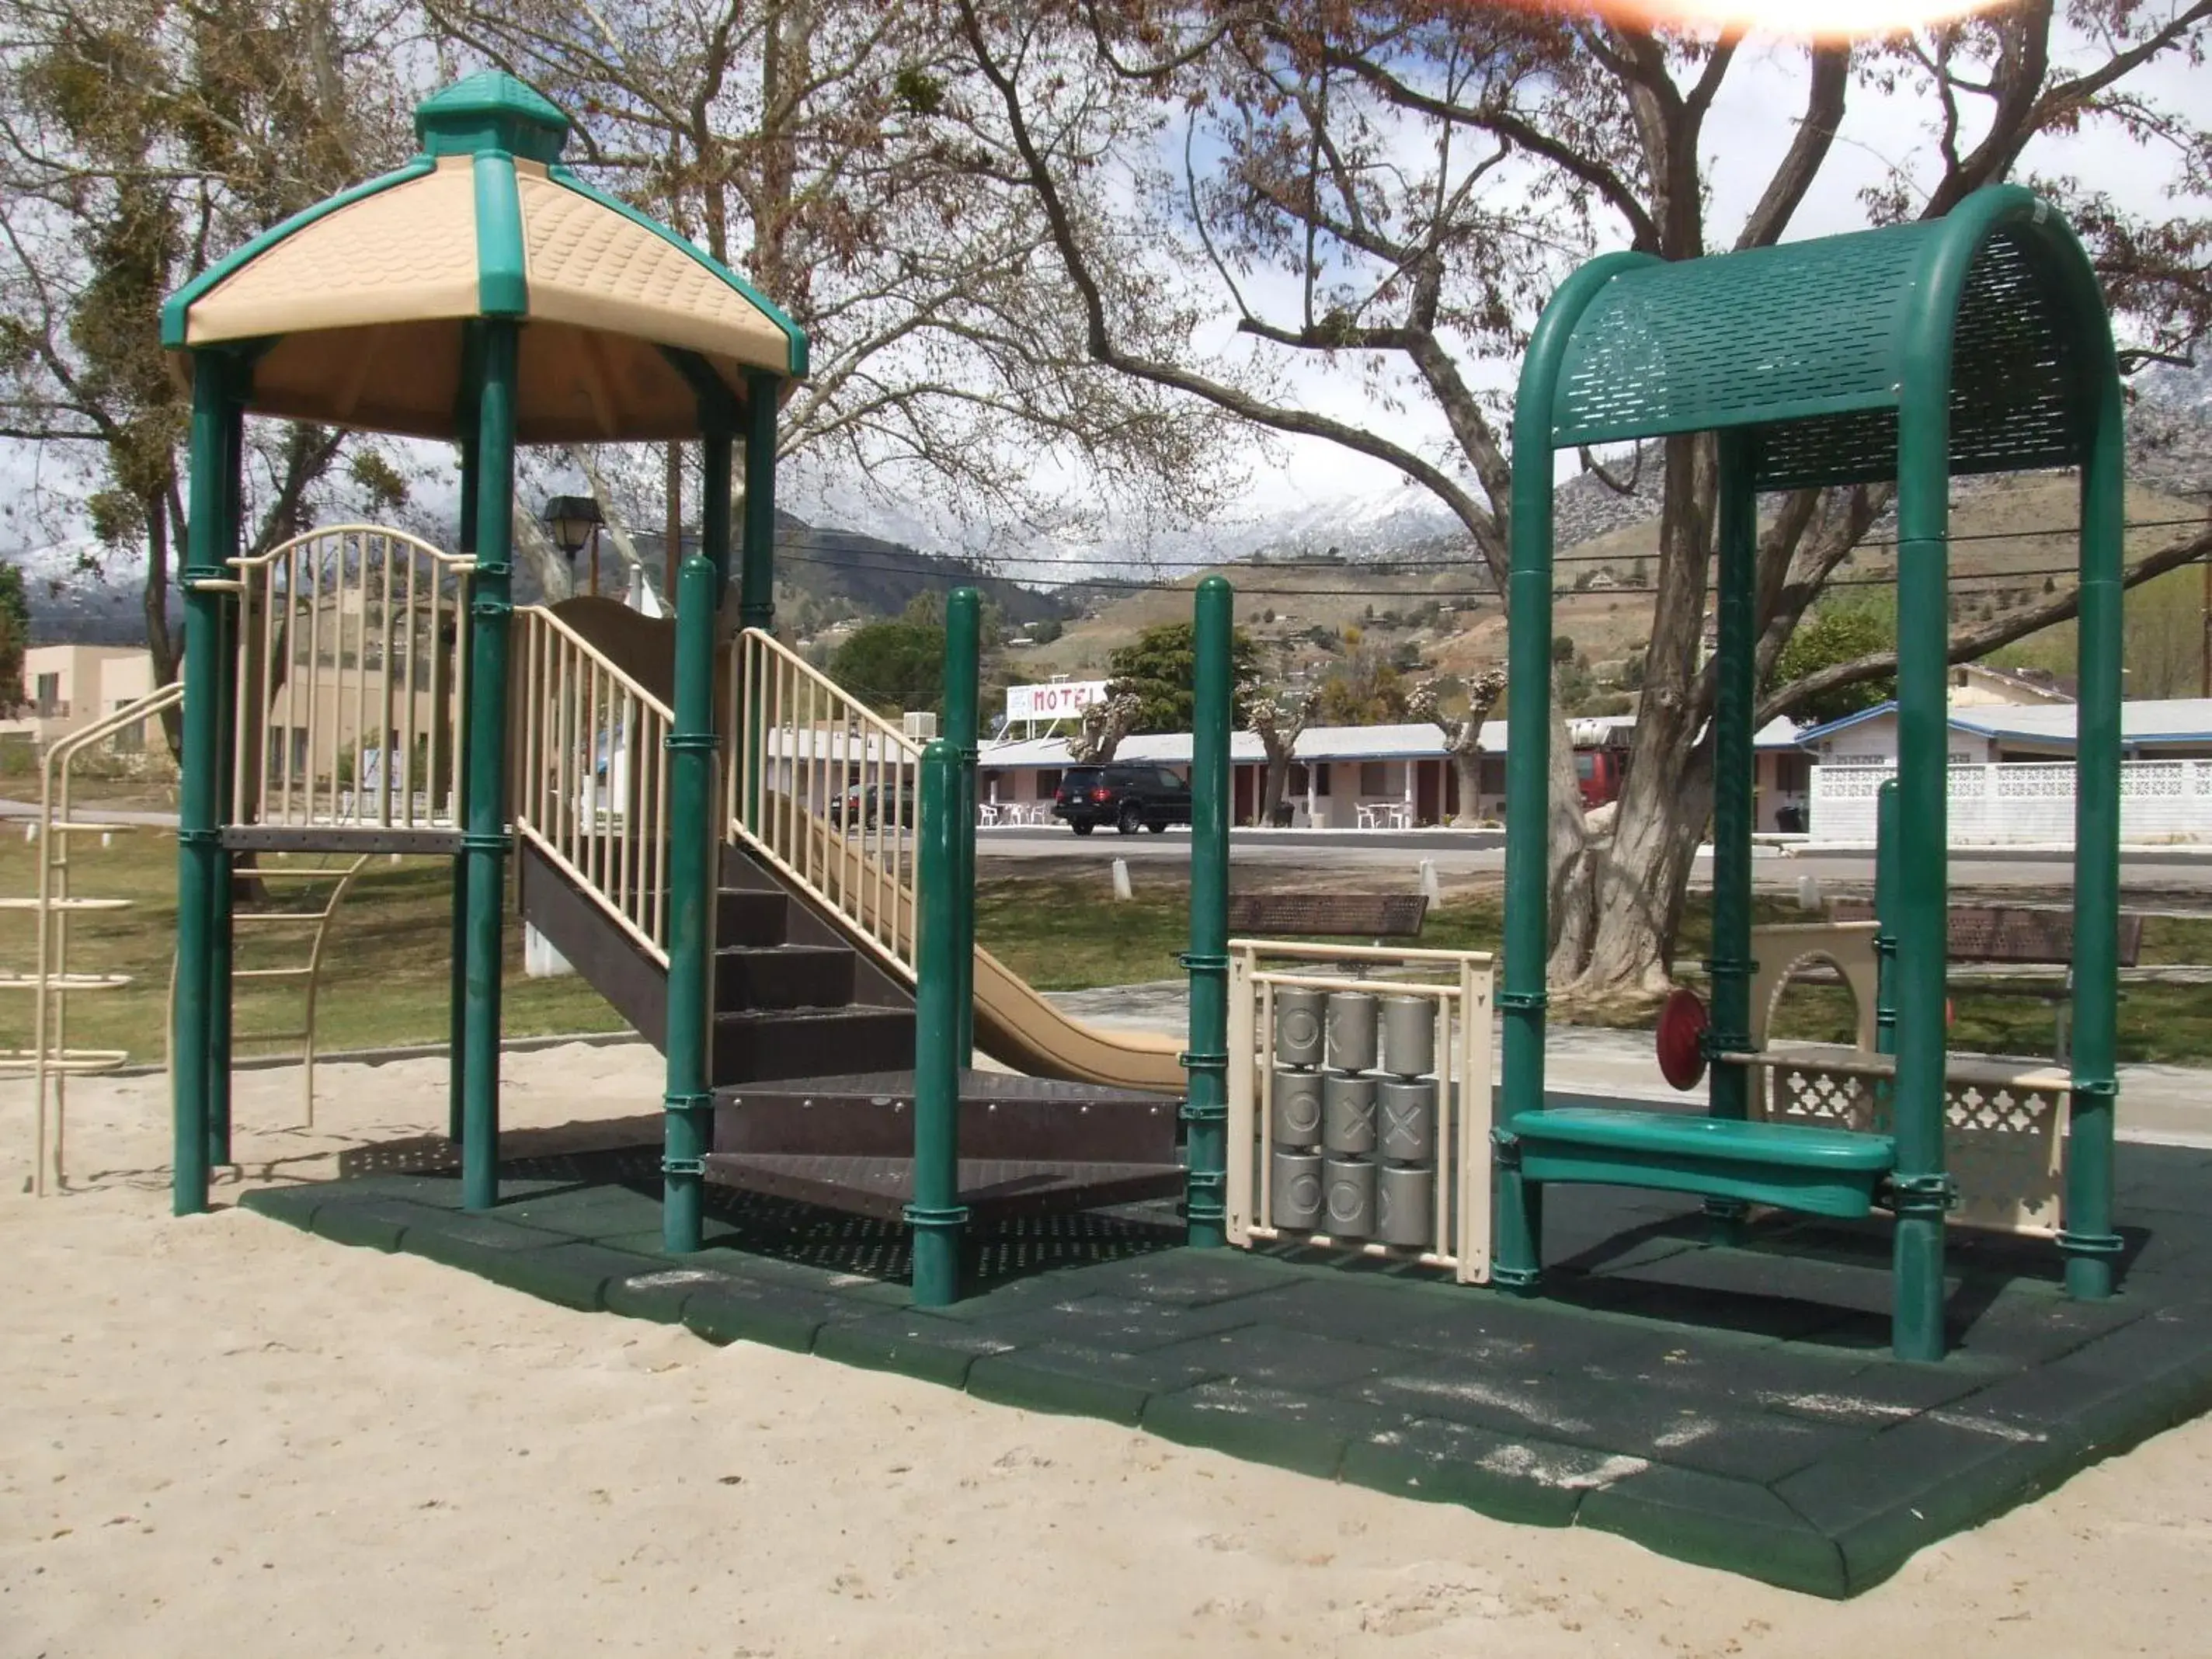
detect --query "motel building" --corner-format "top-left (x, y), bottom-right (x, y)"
top-left (978, 695), bottom-right (1812, 830)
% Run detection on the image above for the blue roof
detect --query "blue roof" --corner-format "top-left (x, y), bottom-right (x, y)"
top-left (1793, 698), bottom-right (2212, 751)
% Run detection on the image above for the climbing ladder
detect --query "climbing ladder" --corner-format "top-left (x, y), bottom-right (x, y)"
top-left (2, 685), bottom-right (182, 1195)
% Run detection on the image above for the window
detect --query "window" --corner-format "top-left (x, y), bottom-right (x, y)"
top-left (1036, 769), bottom-right (1061, 798)
top-left (1156, 769), bottom-right (1185, 790)
top-left (35, 673), bottom-right (61, 715)
top-left (1574, 753), bottom-right (1595, 781)
top-left (1773, 754), bottom-right (1810, 793)
top-left (1358, 761), bottom-right (1386, 795)
top-left (1313, 763), bottom-right (1330, 797)
top-left (110, 718), bottom-right (144, 754)
top-left (1287, 763), bottom-right (1309, 794)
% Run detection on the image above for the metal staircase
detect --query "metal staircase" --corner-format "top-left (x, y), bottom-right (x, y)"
top-left (511, 605), bottom-right (1183, 1222)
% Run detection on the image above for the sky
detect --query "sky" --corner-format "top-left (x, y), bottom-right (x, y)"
top-left (1136, 13), bottom-right (2212, 530)
top-left (6, 7), bottom-right (2207, 575)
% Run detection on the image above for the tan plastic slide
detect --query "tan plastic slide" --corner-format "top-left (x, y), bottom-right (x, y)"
top-left (972, 946), bottom-right (1188, 1094)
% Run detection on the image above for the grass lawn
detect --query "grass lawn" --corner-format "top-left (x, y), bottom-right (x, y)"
top-left (0, 830), bottom-right (625, 1066)
top-left (974, 871), bottom-right (2212, 1067)
top-left (9, 834), bottom-right (2212, 1069)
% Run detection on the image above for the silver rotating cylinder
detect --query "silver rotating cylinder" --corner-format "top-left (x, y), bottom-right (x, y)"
top-left (1326, 991), bottom-right (1379, 1074)
top-left (1322, 1071), bottom-right (1378, 1156)
top-left (1270, 1065), bottom-right (1323, 1148)
top-left (1378, 1078), bottom-right (1436, 1164)
top-left (1381, 995), bottom-right (1435, 1080)
top-left (1271, 1148), bottom-right (1323, 1229)
top-left (1274, 986), bottom-right (1325, 1068)
top-left (1323, 1155), bottom-right (1375, 1240)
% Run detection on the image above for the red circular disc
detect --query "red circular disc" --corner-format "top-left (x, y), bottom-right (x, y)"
top-left (1656, 988), bottom-right (1709, 1091)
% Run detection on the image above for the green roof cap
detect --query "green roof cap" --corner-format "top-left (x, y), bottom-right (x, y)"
top-left (414, 71), bottom-right (570, 165)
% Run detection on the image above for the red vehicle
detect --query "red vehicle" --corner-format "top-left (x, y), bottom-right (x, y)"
top-left (1570, 722), bottom-right (1632, 809)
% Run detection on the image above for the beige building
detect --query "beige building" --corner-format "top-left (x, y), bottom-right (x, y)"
top-left (2, 645), bottom-right (162, 753)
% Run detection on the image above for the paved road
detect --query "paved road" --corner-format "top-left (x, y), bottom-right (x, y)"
top-left (978, 824), bottom-right (2212, 899)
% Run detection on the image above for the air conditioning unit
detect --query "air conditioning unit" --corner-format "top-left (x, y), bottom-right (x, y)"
top-left (903, 711), bottom-right (939, 742)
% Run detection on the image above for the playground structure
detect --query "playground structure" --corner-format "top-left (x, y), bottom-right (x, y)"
top-left (152, 74), bottom-right (2137, 1358)
top-left (1490, 186), bottom-right (2128, 1362)
top-left (159, 73), bottom-right (1191, 1277)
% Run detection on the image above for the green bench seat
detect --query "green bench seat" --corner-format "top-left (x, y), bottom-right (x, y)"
top-left (1506, 1108), bottom-right (1897, 1220)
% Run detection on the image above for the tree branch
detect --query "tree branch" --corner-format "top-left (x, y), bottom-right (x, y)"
top-left (1756, 529), bottom-right (2212, 726)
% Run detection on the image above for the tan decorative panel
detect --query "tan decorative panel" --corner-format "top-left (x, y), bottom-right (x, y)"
top-left (518, 173), bottom-right (791, 372)
top-left (187, 161), bottom-right (480, 343)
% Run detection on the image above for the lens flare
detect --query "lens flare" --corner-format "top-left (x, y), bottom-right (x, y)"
top-left (1550, 1), bottom-right (2005, 37)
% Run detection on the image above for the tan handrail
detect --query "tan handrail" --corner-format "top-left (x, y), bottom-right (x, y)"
top-left (228, 524), bottom-right (475, 836)
top-left (727, 627), bottom-right (921, 979)
top-left (513, 605), bottom-right (674, 965)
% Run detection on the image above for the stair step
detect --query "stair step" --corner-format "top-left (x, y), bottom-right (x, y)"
top-left (716, 886), bottom-right (791, 947)
top-left (715, 1069), bottom-right (1180, 1164)
top-left (711, 1006), bottom-right (915, 1086)
top-left (715, 944), bottom-right (856, 1011)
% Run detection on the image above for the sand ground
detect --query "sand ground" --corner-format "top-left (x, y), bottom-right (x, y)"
top-left (5, 1042), bottom-right (2209, 1657)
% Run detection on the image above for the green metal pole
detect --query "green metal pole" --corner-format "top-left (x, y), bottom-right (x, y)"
top-left (172, 351), bottom-right (229, 1216)
top-left (1891, 345), bottom-right (1954, 1364)
top-left (944, 588), bottom-right (981, 1067)
top-left (663, 425), bottom-right (732, 1254)
top-left (2062, 365), bottom-right (2127, 1299)
top-left (1874, 779), bottom-right (1901, 1062)
top-left (1707, 434), bottom-right (1757, 1124)
top-left (739, 371), bottom-right (777, 830)
top-left (448, 433), bottom-right (478, 1144)
top-left (1182, 575), bottom-right (1233, 1247)
top-left (208, 392), bottom-right (244, 1169)
top-left (1702, 433), bottom-right (1758, 1240)
top-left (908, 739), bottom-right (969, 1305)
top-left (1489, 256), bottom-right (1656, 1289)
top-left (460, 319), bottom-right (518, 1212)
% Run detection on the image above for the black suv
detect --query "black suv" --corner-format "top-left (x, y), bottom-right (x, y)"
top-left (1052, 763), bottom-right (1192, 836)
top-left (831, 781), bottom-right (914, 830)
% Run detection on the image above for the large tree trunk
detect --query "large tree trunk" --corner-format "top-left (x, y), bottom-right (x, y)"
top-left (1260, 750), bottom-right (1290, 824)
top-left (1548, 437), bottom-right (1717, 1007)
top-left (1448, 749), bottom-right (1480, 826)
top-left (144, 489), bottom-right (183, 760)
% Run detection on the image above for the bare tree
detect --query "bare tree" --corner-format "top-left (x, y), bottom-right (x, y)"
top-left (0, 0), bottom-right (420, 751)
top-left (421, 0), bottom-right (1240, 552)
top-left (1241, 684), bottom-right (1314, 825)
top-left (1067, 692), bottom-right (1140, 763)
top-left (1410, 669), bottom-right (1506, 829)
top-left (951, 0), bottom-right (2212, 1000)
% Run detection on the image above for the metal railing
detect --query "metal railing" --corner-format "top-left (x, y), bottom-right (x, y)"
top-left (513, 605), bottom-right (673, 965)
top-left (2, 682), bottom-right (182, 1195)
top-left (224, 524), bottom-right (475, 835)
top-left (728, 627), bottom-right (921, 979)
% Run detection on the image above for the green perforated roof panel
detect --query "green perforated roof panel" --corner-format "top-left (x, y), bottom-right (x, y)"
top-left (1545, 193), bottom-right (2098, 490)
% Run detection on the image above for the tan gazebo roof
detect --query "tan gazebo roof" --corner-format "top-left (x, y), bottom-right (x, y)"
top-left (162, 74), bottom-right (805, 442)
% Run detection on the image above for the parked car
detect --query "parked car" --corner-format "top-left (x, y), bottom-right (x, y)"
top-left (831, 781), bottom-right (914, 830)
top-left (1052, 763), bottom-right (1192, 836)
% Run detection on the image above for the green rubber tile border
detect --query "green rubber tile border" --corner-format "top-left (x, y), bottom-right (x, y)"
top-left (235, 1144), bottom-right (2212, 1602)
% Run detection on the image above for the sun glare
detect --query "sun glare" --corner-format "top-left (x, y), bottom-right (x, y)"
top-left (1566, 0), bottom-right (2005, 37)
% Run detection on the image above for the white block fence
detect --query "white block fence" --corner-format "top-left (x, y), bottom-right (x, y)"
top-left (1810, 760), bottom-right (2212, 847)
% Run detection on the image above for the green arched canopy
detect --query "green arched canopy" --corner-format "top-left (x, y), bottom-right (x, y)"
top-left (1495, 187), bottom-right (2126, 1358)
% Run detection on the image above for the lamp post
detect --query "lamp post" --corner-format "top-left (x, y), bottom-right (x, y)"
top-left (543, 494), bottom-right (604, 596)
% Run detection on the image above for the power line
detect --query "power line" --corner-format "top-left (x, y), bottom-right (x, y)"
top-left (770, 513), bottom-right (2210, 582)
top-left (773, 534), bottom-right (2207, 604)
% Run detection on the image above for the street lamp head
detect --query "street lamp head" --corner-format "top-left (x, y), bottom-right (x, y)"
top-left (542, 494), bottom-right (603, 558)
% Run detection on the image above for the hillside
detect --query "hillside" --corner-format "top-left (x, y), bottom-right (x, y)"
top-left (12, 510), bottom-right (1069, 649)
top-left (1021, 464), bottom-right (2210, 711)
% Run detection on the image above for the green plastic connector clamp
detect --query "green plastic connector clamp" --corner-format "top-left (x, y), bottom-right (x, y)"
top-left (1497, 990), bottom-right (1548, 1013)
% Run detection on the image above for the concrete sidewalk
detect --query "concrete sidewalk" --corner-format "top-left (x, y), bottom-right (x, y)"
top-left (1046, 979), bottom-right (2212, 1148)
